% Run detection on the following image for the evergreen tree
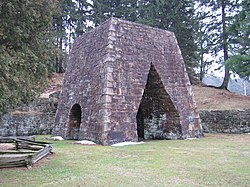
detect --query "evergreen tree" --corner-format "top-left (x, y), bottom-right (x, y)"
top-left (0, 0), bottom-right (57, 114)
top-left (73, 0), bottom-right (92, 37)
top-left (92, 0), bottom-right (138, 26)
top-left (53, 0), bottom-right (91, 72)
top-left (198, 0), bottom-right (240, 89)
top-left (136, 0), bottom-right (199, 81)
top-left (53, 0), bottom-right (74, 73)
top-left (195, 4), bottom-right (214, 81)
top-left (227, 0), bottom-right (250, 79)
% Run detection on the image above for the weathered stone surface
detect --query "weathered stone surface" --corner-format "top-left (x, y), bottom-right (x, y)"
top-left (0, 95), bottom-right (58, 136)
top-left (199, 109), bottom-right (250, 133)
top-left (53, 18), bottom-right (202, 145)
top-left (0, 112), bottom-right (54, 136)
top-left (50, 136), bottom-right (64, 141)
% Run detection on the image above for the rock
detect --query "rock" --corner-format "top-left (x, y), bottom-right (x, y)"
top-left (111, 141), bottom-right (144, 147)
top-left (50, 136), bottom-right (64, 141)
top-left (186, 138), bottom-right (197, 140)
top-left (73, 140), bottom-right (96, 145)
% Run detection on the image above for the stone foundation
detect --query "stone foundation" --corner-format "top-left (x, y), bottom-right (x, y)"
top-left (0, 97), bottom-right (57, 137)
top-left (0, 113), bottom-right (54, 136)
top-left (1, 99), bottom-right (249, 137)
top-left (199, 109), bottom-right (250, 133)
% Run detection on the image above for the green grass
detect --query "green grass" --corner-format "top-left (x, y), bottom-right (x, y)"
top-left (1, 134), bottom-right (250, 187)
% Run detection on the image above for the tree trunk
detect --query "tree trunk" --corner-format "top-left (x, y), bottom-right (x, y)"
top-left (220, 0), bottom-right (230, 89)
top-left (55, 55), bottom-right (64, 73)
top-left (199, 42), bottom-right (204, 82)
top-left (55, 16), bottom-right (65, 73)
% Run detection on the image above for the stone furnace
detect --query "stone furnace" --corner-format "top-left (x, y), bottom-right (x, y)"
top-left (53, 18), bottom-right (202, 145)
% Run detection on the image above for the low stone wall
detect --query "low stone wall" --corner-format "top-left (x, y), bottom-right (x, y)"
top-left (0, 96), bottom-right (57, 137)
top-left (0, 113), bottom-right (54, 136)
top-left (1, 94), bottom-right (249, 136)
top-left (199, 109), bottom-right (250, 133)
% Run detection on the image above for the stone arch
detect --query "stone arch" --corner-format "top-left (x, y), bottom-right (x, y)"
top-left (136, 64), bottom-right (181, 140)
top-left (67, 103), bottom-right (82, 140)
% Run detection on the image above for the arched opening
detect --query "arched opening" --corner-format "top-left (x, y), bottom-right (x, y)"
top-left (67, 104), bottom-right (81, 140)
top-left (136, 64), bottom-right (181, 140)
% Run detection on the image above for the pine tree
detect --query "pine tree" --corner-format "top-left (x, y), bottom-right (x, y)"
top-left (198, 0), bottom-right (240, 89)
top-left (195, 4), bottom-right (215, 81)
top-left (195, 22), bottom-right (213, 81)
top-left (136, 0), bottom-right (199, 81)
top-left (0, 0), bottom-right (57, 114)
top-left (73, 0), bottom-right (92, 37)
top-left (92, 0), bottom-right (138, 26)
top-left (53, 0), bottom-right (91, 72)
top-left (227, 0), bottom-right (250, 79)
top-left (220, 0), bottom-right (230, 89)
top-left (53, 0), bottom-right (74, 73)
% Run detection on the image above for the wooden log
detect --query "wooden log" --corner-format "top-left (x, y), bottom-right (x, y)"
top-left (0, 161), bottom-right (27, 168)
top-left (0, 138), bottom-right (16, 143)
top-left (0, 154), bottom-right (28, 168)
top-left (0, 150), bottom-right (36, 154)
top-left (17, 136), bottom-right (35, 141)
top-left (0, 154), bottom-right (30, 162)
top-left (0, 137), bottom-right (52, 168)
top-left (25, 154), bottom-right (33, 168)
top-left (0, 136), bottom-right (35, 143)
top-left (0, 154), bottom-right (33, 168)
top-left (17, 143), bottom-right (43, 151)
top-left (17, 138), bottom-right (52, 145)
top-left (32, 145), bottom-right (52, 163)
top-left (16, 140), bottom-right (48, 147)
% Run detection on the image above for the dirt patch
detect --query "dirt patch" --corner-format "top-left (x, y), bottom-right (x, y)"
top-left (193, 85), bottom-right (250, 110)
top-left (48, 73), bottom-right (64, 85)
top-left (40, 73), bottom-right (63, 98)
top-left (0, 143), bottom-right (15, 150)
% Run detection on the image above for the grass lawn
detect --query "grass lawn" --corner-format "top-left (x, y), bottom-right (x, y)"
top-left (0, 133), bottom-right (250, 187)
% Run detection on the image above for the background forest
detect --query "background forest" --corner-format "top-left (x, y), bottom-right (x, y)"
top-left (0, 0), bottom-right (249, 114)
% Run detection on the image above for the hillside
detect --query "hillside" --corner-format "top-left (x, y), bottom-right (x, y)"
top-left (43, 73), bottom-right (250, 111)
top-left (193, 85), bottom-right (250, 110)
top-left (40, 73), bottom-right (64, 98)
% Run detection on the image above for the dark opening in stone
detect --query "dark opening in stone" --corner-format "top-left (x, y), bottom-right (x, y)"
top-left (136, 105), bottom-right (144, 140)
top-left (136, 64), bottom-right (181, 140)
top-left (67, 104), bottom-right (81, 139)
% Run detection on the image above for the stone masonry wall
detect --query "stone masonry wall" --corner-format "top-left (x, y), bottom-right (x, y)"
top-left (54, 20), bottom-right (111, 143)
top-left (199, 109), bottom-right (250, 133)
top-left (0, 97), bottom-right (57, 137)
top-left (102, 18), bottom-right (202, 142)
top-left (1, 92), bottom-right (249, 137)
top-left (54, 18), bottom-right (202, 145)
top-left (0, 113), bottom-right (54, 136)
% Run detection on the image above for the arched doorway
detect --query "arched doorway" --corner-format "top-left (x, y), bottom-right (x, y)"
top-left (136, 64), bottom-right (181, 140)
top-left (67, 104), bottom-right (81, 139)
